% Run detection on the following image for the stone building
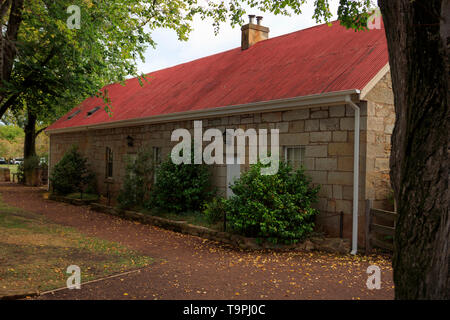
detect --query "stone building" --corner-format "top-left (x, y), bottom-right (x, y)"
top-left (46, 19), bottom-right (394, 252)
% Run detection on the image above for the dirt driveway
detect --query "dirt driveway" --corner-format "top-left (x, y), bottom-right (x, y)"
top-left (0, 183), bottom-right (394, 300)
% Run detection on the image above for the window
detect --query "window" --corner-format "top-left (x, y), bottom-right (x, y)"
top-left (153, 147), bottom-right (162, 165)
top-left (106, 147), bottom-right (113, 178)
top-left (67, 110), bottom-right (80, 120)
top-left (285, 146), bottom-right (305, 170)
top-left (153, 147), bottom-right (162, 183)
top-left (87, 106), bottom-right (101, 117)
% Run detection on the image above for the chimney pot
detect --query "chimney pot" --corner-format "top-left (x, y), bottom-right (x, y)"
top-left (256, 16), bottom-right (263, 25)
top-left (241, 15), bottom-right (269, 50)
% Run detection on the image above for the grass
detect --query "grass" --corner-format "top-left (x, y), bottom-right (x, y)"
top-left (0, 195), bottom-right (153, 296)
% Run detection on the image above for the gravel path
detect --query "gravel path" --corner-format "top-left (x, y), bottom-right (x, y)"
top-left (0, 183), bottom-right (394, 300)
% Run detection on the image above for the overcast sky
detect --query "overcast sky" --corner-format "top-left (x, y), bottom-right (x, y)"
top-left (136, 1), bottom-right (341, 75)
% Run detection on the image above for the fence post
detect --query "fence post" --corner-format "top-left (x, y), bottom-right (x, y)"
top-left (365, 199), bottom-right (373, 254)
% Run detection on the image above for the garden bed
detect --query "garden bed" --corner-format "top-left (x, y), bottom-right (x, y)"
top-left (89, 202), bottom-right (350, 254)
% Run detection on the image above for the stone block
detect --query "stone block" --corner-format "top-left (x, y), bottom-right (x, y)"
top-left (279, 133), bottom-right (309, 145)
top-left (319, 118), bottom-right (339, 131)
top-left (282, 109), bottom-right (309, 121)
top-left (333, 185), bottom-right (343, 200)
top-left (288, 120), bottom-right (305, 132)
top-left (305, 145), bottom-right (328, 157)
top-left (329, 105), bottom-right (345, 117)
top-left (336, 199), bottom-right (352, 214)
top-left (328, 143), bottom-right (353, 156)
top-left (262, 112), bottom-right (282, 122)
top-left (337, 156), bottom-right (354, 171)
top-left (311, 110), bottom-right (329, 119)
top-left (305, 120), bottom-right (320, 131)
top-left (315, 158), bottom-right (337, 170)
top-left (307, 170), bottom-right (328, 184)
top-left (332, 131), bottom-right (347, 142)
top-left (310, 131), bottom-right (331, 142)
top-left (340, 118), bottom-right (354, 130)
top-left (328, 172), bottom-right (353, 186)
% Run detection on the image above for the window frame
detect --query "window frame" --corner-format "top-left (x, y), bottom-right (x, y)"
top-left (152, 146), bottom-right (162, 183)
top-left (105, 147), bottom-right (113, 178)
top-left (284, 146), bottom-right (306, 170)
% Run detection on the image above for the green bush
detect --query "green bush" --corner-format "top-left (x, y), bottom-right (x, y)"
top-left (226, 161), bottom-right (320, 244)
top-left (50, 146), bottom-right (96, 196)
top-left (117, 146), bottom-right (155, 209)
top-left (149, 154), bottom-right (214, 213)
top-left (203, 197), bottom-right (228, 225)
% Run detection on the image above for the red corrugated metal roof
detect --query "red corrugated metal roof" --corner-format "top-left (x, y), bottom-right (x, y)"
top-left (47, 21), bottom-right (388, 131)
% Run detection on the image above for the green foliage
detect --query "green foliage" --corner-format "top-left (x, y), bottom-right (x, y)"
top-left (49, 146), bottom-right (95, 196)
top-left (226, 161), bottom-right (320, 244)
top-left (0, 125), bottom-right (24, 142)
top-left (117, 146), bottom-right (156, 209)
top-left (149, 155), bottom-right (214, 214)
top-left (203, 197), bottom-right (228, 225)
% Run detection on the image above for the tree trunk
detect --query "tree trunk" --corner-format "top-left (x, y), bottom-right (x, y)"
top-left (24, 109), bottom-right (37, 159)
top-left (23, 109), bottom-right (37, 185)
top-left (378, 0), bottom-right (449, 299)
top-left (0, 0), bottom-right (24, 109)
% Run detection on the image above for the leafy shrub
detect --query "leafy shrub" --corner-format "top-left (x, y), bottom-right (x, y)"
top-left (149, 154), bottom-right (214, 213)
top-left (203, 197), bottom-right (228, 225)
top-left (117, 146), bottom-right (155, 209)
top-left (50, 146), bottom-right (96, 196)
top-left (226, 161), bottom-right (320, 244)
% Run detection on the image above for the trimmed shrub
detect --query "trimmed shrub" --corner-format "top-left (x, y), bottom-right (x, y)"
top-left (149, 155), bottom-right (214, 213)
top-left (117, 146), bottom-right (155, 209)
top-left (226, 161), bottom-right (320, 244)
top-left (50, 146), bottom-right (95, 196)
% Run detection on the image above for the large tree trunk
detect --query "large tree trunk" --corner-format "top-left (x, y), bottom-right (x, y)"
top-left (24, 109), bottom-right (37, 159)
top-left (378, 0), bottom-right (449, 299)
top-left (0, 0), bottom-right (24, 113)
top-left (23, 108), bottom-right (37, 185)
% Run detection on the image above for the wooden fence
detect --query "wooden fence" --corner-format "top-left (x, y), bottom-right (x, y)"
top-left (365, 199), bottom-right (397, 254)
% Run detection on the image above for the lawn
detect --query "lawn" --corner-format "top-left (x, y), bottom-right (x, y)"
top-left (0, 195), bottom-right (153, 297)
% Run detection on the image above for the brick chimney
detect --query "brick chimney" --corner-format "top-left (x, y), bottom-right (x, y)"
top-left (241, 15), bottom-right (269, 50)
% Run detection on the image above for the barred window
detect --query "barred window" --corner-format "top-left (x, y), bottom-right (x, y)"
top-left (153, 147), bottom-right (162, 183)
top-left (106, 147), bottom-right (113, 178)
top-left (284, 146), bottom-right (305, 170)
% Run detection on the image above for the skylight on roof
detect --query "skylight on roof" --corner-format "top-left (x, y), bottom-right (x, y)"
top-left (67, 110), bottom-right (81, 120)
top-left (86, 106), bottom-right (101, 117)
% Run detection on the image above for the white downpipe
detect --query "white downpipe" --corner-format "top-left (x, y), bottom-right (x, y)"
top-left (346, 96), bottom-right (360, 255)
top-left (48, 135), bottom-right (51, 191)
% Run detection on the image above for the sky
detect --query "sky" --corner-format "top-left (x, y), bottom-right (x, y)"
top-left (136, 1), bottom-right (341, 75)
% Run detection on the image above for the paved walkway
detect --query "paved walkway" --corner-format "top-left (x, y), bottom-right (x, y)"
top-left (0, 183), bottom-right (394, 300)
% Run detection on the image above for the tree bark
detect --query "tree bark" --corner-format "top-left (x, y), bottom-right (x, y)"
top-left (23, 108), bottom-right (37, 185)
top-left (0, 0), bottom-right (24, 103)
top-left (24, 109), bottom-right (36, 159)
top-left (378, 0), bottom-right (449, 299)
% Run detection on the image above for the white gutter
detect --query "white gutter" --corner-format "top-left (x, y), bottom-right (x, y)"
top-left (345, 96), bottom-right (360, 255)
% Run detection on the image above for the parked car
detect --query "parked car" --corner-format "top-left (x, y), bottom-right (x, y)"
top-left (13, 158), bottom-right (23, 165)
top-left (0, 158), bottom-right (6, 164)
